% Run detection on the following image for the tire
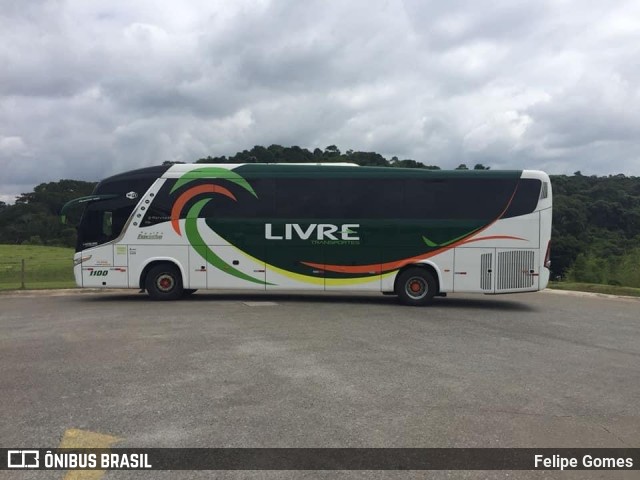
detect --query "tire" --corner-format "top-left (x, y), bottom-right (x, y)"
top-left (145, 264), bottom-right (184, 301)
top-left (395, 268), bottom-right (438, 306)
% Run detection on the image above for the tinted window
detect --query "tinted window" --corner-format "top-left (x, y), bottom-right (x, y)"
top-left (213, 179), bottom-right (275, 218)
top-left (327, 179), bottom-right (405, 218)
top-left (270, 179), bottom-right (404, 218)
top-left (77, 202), bottom-right (134, 250)
top-left (151, 175), bottom-right (523, 221)
top-left (273, 179), bottom-right (329, 217)
top-left (502, 179), bottom-right (541, 218)
top-left (145, 178), bottom-right (277, 225)
top-left (403, 178), bottom-right (517, 220)
top-left (141, 180), bottom-right (174, 227)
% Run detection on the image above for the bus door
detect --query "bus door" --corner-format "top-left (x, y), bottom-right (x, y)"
top-left (205, 244), bottom-right (266, 290)
top-left (202, 221), bottom-right (267, 290)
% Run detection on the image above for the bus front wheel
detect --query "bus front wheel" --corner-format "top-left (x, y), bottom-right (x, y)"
top-left (396, 268), bottom-right (437, 306)
top-left (146, 264), bottom-right (184, 301)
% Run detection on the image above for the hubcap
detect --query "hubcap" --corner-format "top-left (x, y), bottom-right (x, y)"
top-left (405, 276), bottom-right (427, 300)
top-left (157, 274), bottom-right (174, 292)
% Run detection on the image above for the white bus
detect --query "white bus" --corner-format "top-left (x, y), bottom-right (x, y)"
top-left (62, 163), bottom-right (552, 305)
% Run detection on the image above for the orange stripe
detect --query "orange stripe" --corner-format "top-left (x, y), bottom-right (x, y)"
top-left (457, 235), bottom-right (526, 245)
top-left (170, 184), bottom-right (236, 236)
top-left (301, 184), bottom-right (521, 274)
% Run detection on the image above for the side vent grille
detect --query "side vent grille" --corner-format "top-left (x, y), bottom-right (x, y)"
top-left (497, 250), bottom-right (535, 291)
top-left (540, 182), bottom-right (549, 199)
top-left (480, 253), bottom-right (492, 291)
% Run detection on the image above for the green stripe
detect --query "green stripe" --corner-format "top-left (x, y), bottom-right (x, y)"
top-left (171, 167), bottom-right (258, 197)
top-left (185, 199), bottom-right (270, 285)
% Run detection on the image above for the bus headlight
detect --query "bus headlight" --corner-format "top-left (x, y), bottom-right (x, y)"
top-left (74, 255), bottom-right (92, 266)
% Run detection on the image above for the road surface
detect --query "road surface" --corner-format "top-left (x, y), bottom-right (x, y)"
top-left (1, 289), bottom-right (638, 479)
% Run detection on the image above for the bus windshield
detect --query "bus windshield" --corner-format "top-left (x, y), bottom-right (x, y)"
top-left (76, 200), bottom-right (135, 251)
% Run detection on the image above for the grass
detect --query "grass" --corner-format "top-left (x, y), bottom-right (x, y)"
top-left (0, 244), bottom-right (76, 290)
top-left (549, 281), bottom-right (640, 298)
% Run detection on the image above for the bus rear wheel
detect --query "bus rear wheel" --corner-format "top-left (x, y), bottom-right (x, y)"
top-left (396, 268), bottom-right (437, 306)
top-left (146, 264), bottom-right (184, 301)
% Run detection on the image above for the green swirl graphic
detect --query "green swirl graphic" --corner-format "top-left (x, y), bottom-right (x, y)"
top-left (184, 198), bottom-right (271, 285)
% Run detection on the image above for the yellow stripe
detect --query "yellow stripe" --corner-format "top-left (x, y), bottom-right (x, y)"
top-left (264, 261), bottom-right (326, 285)
top-left (232, 244), bottom-right (397, 286)
top-left (60, 428), bottom-right (120, 480)
top-left (326, 270), bottom-right (397, 286)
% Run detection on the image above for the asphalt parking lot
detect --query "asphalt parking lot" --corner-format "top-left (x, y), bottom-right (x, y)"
top-left (1, 289), bottom-right (639, 479)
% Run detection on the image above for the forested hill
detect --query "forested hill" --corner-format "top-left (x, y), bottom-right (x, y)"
top-left (195, 144), bottom-right (444, 170)
top-left (551, 172), bottom-right (640, 286)
top-left (1, 145), bottom-right (639, 286)
top-left (0, 180), bottom-right (96, 247)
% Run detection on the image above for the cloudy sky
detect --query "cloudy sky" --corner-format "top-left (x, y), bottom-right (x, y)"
top-left (1, 0), bottom-right (639, 203)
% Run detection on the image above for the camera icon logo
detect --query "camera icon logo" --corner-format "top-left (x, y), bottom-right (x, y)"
top-left (7, 450), bottom-right (40, 468)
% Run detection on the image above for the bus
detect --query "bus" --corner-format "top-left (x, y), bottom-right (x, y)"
top-left (61, 163), bottom-right (552, 305)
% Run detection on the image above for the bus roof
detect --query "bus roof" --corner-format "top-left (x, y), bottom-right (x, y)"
top-left (95, 163), bottom-right (549, 184)
top-left (163, 163), bottom-right (531, 180)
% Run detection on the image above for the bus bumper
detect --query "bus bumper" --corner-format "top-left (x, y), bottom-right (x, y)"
top-left (539, 268), bottom-right (550, 290)
top-left (73, 254), bottom-right (82, 287)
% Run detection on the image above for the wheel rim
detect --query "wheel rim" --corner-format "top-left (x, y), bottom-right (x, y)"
top-left (156, 274), bottom-right (175, 292)
top-left (405, 276), bottom-right (428, 300)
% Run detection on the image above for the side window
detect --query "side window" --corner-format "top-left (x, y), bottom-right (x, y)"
top-left (403, 178), bottom-right (518, 220)
top-left (138, 175), bottom-right (526, 222)
top-left (209, 178), bottom-right (275, 218)
top-left (502, 179), bottom-right (542, 218)
top-left (144, 178), bottom-right (276, 222)
top-left (271, 178), bottom-right (405, 219)
top-left (99, 208), bottom-right (131, 239)
top-left (402, 179), bottom-right (440, 218)
top-left (331, 179), bottom-right (404, 218)
top-left (273, 179), bottom-right (329, 217)
top-left (111, 206), bottom-right (133, 237)
top-left (102, 211), bottom-right (113, 237)
top-left (142, 180), bottom-right (175, 227)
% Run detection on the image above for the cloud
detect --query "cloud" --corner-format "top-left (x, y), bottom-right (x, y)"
top-left (1, 0), bottom-right (640, 201)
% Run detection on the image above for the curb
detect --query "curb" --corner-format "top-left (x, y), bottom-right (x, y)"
top-left (544, 288), bottom-right (640, 301)
top-left (0, 288), bottom-right (131, 297)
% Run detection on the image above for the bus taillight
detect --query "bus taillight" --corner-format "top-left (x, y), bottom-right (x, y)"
top-left (544, 241), bottom-right (551, 269)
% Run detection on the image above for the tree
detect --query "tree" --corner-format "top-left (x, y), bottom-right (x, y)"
top-left (347, 151), bottom-right (388, 166)
top-left (392, 159), bottom-right (427, 169)
top-left (455, 164), bottom-right (469, 170)
top-left (324, 145), bottom-right (341, 157)
top-left (0, 179), bottom-right (96, 246)
top-left (251, 145), bottom-right (276, 163)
